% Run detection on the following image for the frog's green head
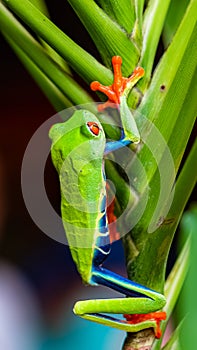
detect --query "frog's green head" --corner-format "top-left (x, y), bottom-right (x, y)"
top-left (49, 109), bottom-right (106, 173)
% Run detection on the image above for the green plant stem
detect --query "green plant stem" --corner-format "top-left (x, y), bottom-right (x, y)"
top-left (164, 239), bottom-right (190, 322)
top-left (161, 321), bottom-right (183, 350)
top-left (123, 135), bottom-right (196, 299)
top-left (1, 0), bottom-right (112, 84)
top-left (4, 34), bottom-right (72, 110)
top-left (152, 238), bottom-right (190, 350)
top-left (96, 0), bottom-right (135, 34)
top-left (135, 0), bottom-right (145, 32)
top-left (162, 0), bottom-right (190, 48)
top-left (139, 0), bottom-right (197, 129)
top-left (30, 0), bottom-right (71, 74)
top-left (68, 0), bottom-right (139, 74)
top-left (0, 3), bottom-right (92, 106)
top-left (168, 138), bottom-right (197, 223)
top-left (140, 0), bottom-right (171, 88)
top-left (176, 206), bottom-right (197, 349)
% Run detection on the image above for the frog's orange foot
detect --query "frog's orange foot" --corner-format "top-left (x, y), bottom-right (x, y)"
top-left (90, 56), bottom-right (144, 111)
top-left (124, 311), bottom-right (166, 339)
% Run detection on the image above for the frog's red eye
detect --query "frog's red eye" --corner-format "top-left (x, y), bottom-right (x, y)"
top-left (87, 122), bottom-right (100, 136)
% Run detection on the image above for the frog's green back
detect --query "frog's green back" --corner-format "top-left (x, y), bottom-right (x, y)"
top-left (49, 110), bottom-right (106, 283)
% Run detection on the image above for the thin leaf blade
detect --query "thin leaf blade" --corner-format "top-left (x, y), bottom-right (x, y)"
top-left (67, 0), bottom-right (139, 75)
top-left (2, 0), bottom-right (113, 84)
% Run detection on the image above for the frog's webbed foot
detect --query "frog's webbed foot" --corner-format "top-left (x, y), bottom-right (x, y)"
top-left (90, 56), bottom-right (144, 111)
top-left (124, 312), bottom-right (167, 339)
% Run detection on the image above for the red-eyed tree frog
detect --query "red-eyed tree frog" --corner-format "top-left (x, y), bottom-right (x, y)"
top-left (49, 57), bottom-right (166, 339)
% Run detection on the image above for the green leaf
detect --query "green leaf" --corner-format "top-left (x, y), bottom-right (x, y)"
top-left (2, 0), bottom-right (112, 84)
top-left (158, 322), bottom-right (183, 350)
top-left (0, 3), bottom-right (93, 106)
top-left (178, 206), bottom-right (197, 349)
top-left (168, 139), bottom-right (197, 226)
top-left (29, 0), bottom-right (48, 13)
top-left (135, 0), bottom-right (197, 194)
top-left (163, 0), bottom-right (190, 48)
top-left (140, 61), bottom-right (197, 237)
top-left (4, 34), bottom-right (73, 110)
top-left (131, 0), bottom-right (144, 47)
top-left (134, 0), bottom-right (145, 29)
top-left (154, 207), bottom-right (197, 349)
top-left (67, 0), bottom-right (139, 75)
top-left (139, 0), bottom-right (197, 125)
top-left (29, 0), bottom-right (71, 74)
top-left (95, 0), bottom-right (135, 34)
top-left (152, 236), bottom-right (190, 350)
top-left (139, 0), bottom-right (171, 88)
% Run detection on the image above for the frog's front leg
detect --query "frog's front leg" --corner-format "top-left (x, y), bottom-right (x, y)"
top-left (91, 56), bottom-right (144, 146)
